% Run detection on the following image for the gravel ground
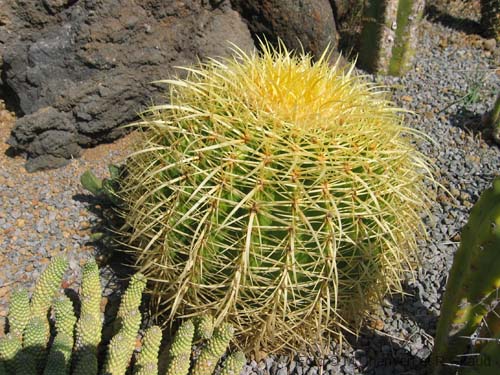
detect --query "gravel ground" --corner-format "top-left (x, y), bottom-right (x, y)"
top-left (1, 10), bottom-right (500, 375)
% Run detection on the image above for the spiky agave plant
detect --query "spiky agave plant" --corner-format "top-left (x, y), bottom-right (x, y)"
top-left (118, 41), bottom-right (435, 353)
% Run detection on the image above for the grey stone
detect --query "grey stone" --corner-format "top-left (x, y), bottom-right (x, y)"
top-left (230, 0), bottom-right (338, 59)
top-left (2, 0), bottom-right (255, 171)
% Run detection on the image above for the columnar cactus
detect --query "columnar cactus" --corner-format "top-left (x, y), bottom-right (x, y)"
top-left (432, 177), bottom-right (500, 374)
top-left (0, 257), bottom-right (245, 375)
top-left (358, 0), bottom-right (425, 75)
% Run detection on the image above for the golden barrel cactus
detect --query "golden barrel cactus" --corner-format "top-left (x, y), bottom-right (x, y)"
top-left (118, 41), bottom-right (435, 353)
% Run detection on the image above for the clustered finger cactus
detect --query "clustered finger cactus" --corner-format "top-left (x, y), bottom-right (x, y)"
top-left (432, 177), bottom-right (500, 374)
top-left (0, 257), bottom-right (245, 375)
top-left (117, 40), bottom-right (435, 353)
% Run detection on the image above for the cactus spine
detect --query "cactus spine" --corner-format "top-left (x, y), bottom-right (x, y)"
top-left (432, 177), bottom-right (500, 374)
top-left (119, 39), bottom-right (435, 353)
top-left (358, 0), bottom-right (425, 75)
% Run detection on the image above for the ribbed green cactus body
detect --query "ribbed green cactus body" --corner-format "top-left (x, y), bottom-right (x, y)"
top-left (358, 0), bottom-right (425, 75)
top-left (43, 332), bottom-right (73, 375)
top-left (432, 177), bottom-right (500, 374)
top-left (164, 320), bottom-right (195, 375)
top-left (73, 349), bottom-right (98, 375)
top-left (168, 320), bottom-right (194, 358)
top-left (23, 316), bottom-right (48, 369)
top-left (53, 296), bottom-right (77, 337)
top-left (134, 326), bottom-right (162, 375)
top-left (80, 259), bottom-right (102, 320)
top-left (118, 274), bottom-right (146, 319)
top-left (30, 257), bottom-right (68, 318)
top-left (104, 309), bottom-right (142, 375)
top-left (8, 289), bottom-right (30, 338)
top-left (165, 353), bottom-right (190, 375)
top-left (194, 315), bottom-right (214, 341)
top-left (192, 324), bottom-right (234, 375)
top-left (220, 351), bottom-right (246, 375)
top-left (120, 42), bottom-right (434, 351)
top-left (14, 350), bottom-right (38, 375)
top-left (75, 313), bottom-right (102, 350)
top-left (0, 335), bottom-right (22, 373)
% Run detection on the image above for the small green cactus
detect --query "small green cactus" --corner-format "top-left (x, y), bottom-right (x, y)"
top-left (194, 315), bottom-right (214, 341)
top-left (30, 257), bottom-right (68, 319)
top-left (23, 316), bottom-right (48, 370)
top-left (0, 335), bottom-right (22, 373)
top-left (53, 296), bottom-right (77, 338)
top-left (432, 177), bottom-right (500, 374)
top-left (80, 165), bottom-right (123, 206)
top-left (43, 332), bottom-right (73, 375)
top-left (0, 257), bottom-right (245, 375)
top-left (134, 326), bottom-right (162, 375)
top-left (220, 351), bottom-right (247, 375)
top-left (7, 290), bottom-right (30, 339)
top-left (80, 258), bottom-right (102, 320)
top-left (104, 309), bottom-right (142, 375)
top-left (192, 323), bottom-right (235, 375)
top-left (117, 273), bottom-right (147, 319)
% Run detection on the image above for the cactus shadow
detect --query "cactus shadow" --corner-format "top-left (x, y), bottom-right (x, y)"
top-left (72, 192), bottom-right (133, 268)
top-left (447, 107), bottom-right (495, 144)
top-left (425, 5), bottom-right (482, 36)
top-left (345, 282), bottom-right (440, 374)
top-left (346, 327), bottom-right (430, 375)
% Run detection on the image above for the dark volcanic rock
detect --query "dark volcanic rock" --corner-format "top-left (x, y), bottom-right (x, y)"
top-left (1, 0), bottom-right (254, 172)
top-left (231, 0), bottom-right (338, 58)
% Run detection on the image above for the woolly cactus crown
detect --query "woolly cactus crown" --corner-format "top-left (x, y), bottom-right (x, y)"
top-left (119, 41), bottom-right (435, 353)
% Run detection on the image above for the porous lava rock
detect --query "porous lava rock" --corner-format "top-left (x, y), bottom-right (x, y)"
top-left (0, 0), bottom-right (254, 172)
top-left (230, 0), bottom-right (338, 58)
